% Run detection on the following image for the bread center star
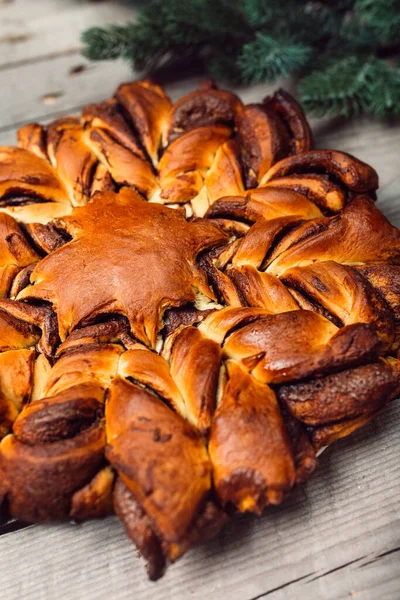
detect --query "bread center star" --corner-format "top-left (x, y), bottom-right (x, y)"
top-left (18, 188), bottom-right (228, 346)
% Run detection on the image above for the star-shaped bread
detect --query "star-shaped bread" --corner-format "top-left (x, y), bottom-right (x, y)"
top-left (18, 188), bottom-right (227, 346)
top-left (0, 79), bottom-right (399, 583)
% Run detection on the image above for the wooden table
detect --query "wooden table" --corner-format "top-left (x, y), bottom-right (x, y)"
top-left (1, 2), bottom-right (399, 599)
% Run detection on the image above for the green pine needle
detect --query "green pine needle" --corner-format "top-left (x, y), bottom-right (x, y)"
top-left (241, 0), bottom-right (295, 27)
top-left (299, 57), bottom-right (400, 118)
top-left (366, 63), bottom-right (400, 117)
top-left (355, 0), bottom-right (400, 43)
top-left (82, 24), bottom-right (138, 61)
top-left (81, 0), bottom-right (400, 120)
top-left (238, 34), bottom-right (313, 83)
top-left (299, 57), bottom-right (371, 118)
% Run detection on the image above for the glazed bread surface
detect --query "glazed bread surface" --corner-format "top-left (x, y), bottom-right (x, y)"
top-left (0, 79), bottom-right (399, 580)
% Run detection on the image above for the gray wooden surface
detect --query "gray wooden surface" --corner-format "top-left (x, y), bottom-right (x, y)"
top-left (0, 2), bottom-right (399, 599)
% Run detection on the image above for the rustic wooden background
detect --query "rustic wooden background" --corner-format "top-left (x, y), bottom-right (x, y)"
top-left (0, 1), bottom-right (399, 599)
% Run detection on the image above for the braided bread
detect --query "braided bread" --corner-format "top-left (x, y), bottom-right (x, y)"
top-left (0, 79), bottom-right (399, 580)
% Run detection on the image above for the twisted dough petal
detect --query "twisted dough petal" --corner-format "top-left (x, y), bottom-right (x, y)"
top-left (0, 79), bottom-right (398, 582)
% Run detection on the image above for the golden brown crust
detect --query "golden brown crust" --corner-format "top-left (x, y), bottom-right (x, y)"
top-left (0, 213), bottom-right (40, 299)
top-left (278, 361), bottom-right (400, 427)
top-left (0, 78), bottom-right (398, 581)
top-left (169, 326), bottom-right (222, 433)
top-left (166, 80), bottom-right (242, 143)
top-left (0, 147), bottom-right (71, 223)
top-left (266, 197), bottom-right (400, 276)
top-left (119, 347), bottom-right (186, 418)
top-left (228, 266), bottom-right (299, 311)
top-left (192, 139), bottom-right (245, 217)
top-left (82, 98), bottom-right (146, 160)
top-left (262, 174), bottom-right (347, 212)
top-left (13, 383), bottom-right (105, 444)
top-left (261, 150), bottom-right (378, 194)
top-left (0, 341), bottom-right (116, 523)
top-left (281, 407), bottom-right (317, 485)
top-left (0, 425), bottom-right (105, 521)
top-left (113, 474), bottom-right (228, 580)
top-left (281, 261), bottom-right (395, 351)
top-left (0, 349), bottom-right (34, 440)
top-left (17, 123), bottom-right (48, 160)
top-left (236, 89), bottom-right (313, 189)
top-left (199, 306), bottom-right (272, 344)
top-left (157, 125), bottom-right (233, 205)
top-left (0, 305), bottom-right (41, 352)
top-left (70, 466), bottom-right (115, 521)
top-left (106, 377), bottom-right (211, 544)
top-left (18, 188), bottom-right (227, 346)
top-left (223, 310), bottom-right (380, 384)
top-left (263, 89), bottom-right (313, 154)
top-left (309, 410), bottom-right (386, 450)
top-left (0, 299), bottom-right (59, 355)
top-left (115, 79), bottom-right (172, 164)
top-left (356, 264), bottom-right (400, 350)
top-left (207, 186), bottom-right (323, 224)
top-left (42, 344), bottom-right (122, 396)
top-left (236, 103), bottom-right (291, 188)
top-left (209, 361), bottom-right (295, 512)
top-left (85, 128), bottom-right (158, 198)
top-left (46, 118), bottom-right (98, 207)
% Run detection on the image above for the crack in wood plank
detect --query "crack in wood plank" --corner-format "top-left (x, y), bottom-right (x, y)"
top-left (306, 556), bottom-right (368, 583)
top-left (358, 545), bottom-right (400, 569)
top-left (0, 48), bottom-right (81, 72)
top-left (246, 572), bottom-right (316, 600)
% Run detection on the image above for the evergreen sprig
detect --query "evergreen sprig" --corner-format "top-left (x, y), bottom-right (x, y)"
top-left (82, 0), bottom-right (400, 119)
top-left (238, 34), bottom-right (314, 83)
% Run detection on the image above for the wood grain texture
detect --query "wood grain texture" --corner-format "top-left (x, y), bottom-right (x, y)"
top-left (1, 402), bottom-right (399, 600)
top-left (0, 0), bottom-right (135, 68)
top-left (0, 2), bottom-right (399, 599)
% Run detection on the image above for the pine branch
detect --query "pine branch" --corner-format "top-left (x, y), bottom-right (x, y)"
top-left (82, 23), bottom-right (138, 61)
top-left (365, 61), bottom-right (400, 117)
top-left (299, 56), bottom-right (400, 118)
top-left (355, 0), bottom-right (400, 44)
top-left (81, 0), bottom-right (400, 120)
top-left (238, 34), bottom-right (313, 83)
top-left (241, 0), bottom-right (298, 27)
top-left (299, 57), bottom-right (371, 118)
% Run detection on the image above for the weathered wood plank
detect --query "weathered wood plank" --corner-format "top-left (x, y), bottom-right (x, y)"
top-left (1, 401), bottom-right (399, 600)
top-left (0, 0), bottom-right (135, 68)
top-left (0, 52), bottom-right (133, 132)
